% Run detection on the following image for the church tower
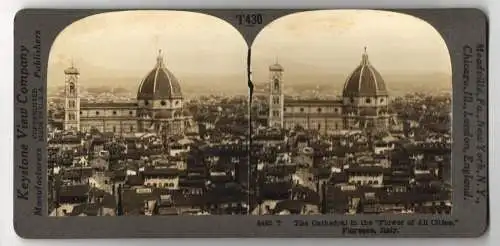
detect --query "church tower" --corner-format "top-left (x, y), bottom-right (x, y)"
top-left (268, 62), bottom-right (284, 128)
top-left (63, 64), bottom-right (80, 131)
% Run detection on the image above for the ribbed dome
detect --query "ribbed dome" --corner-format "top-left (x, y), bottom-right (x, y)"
top-left (137, 50), bottom-right (182, 100)
top-left (342, 48), bottom-right (387, 97)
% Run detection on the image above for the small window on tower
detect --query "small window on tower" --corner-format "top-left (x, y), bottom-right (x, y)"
top-left (144, 100), bottom-right (149, 106)
top-left (69, 82), bottom-right (75, 95)
top-left (366, 98), bottom-right (372, 104)
top-left (380, 98), bottom-right (384, 103)
top-left (274, 79), bottom-right (279, 91)
top-left (80, 111), bottom-right (82, 115)
top-left (300, 108), bottom-right (304, 112)
top-left (317, 108), bottom-right (322, 113)
top-left (273, 97), bottom-right (280, 105)
top-left (96, 111), bottom-right (100, 115)
top-left (129, 111), bottom-right (133, 115)
top-left (350, 97), bottom-right (355, 103)
top-left (113, 111), bottom-right (117, 115)
top-left (161, 100), bottom-right (166, 106)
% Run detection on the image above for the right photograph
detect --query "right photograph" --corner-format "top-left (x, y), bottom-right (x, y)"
top-left (250, 10), bottom-right (452, 215)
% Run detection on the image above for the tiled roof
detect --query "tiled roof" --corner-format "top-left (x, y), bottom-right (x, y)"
top-left (178, 179), bottom-right (206, 188)
top-left (125, 175), bottom-right (144, 186)
top-left (69, 203), bottom-right (99, 216)
top-left (284, 99), bottom-right (342, 105)
top-left (121, 187), bottom-right (161, 215)
top-left (274, 200), bottom-right (309, 214)
top-left (346, 166), bottom-right (385, 173)
top-left (261, 182), bottom-right (292, 200)
top-left (204, 185), bottom-right (247, 204)
top-left (60, 167), bottom-right (94, 180)
top-left (81, 102), bottom-right (137, 108)
top-left (58, 184), bottom-right (90, 198)
top-left (142, 167), bottom-right (182, 177)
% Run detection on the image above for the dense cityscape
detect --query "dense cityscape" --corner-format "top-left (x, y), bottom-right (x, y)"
top-left (47, 49), bottom-right (452, 216)
top-left (250, 93), bottom-right (452, 215)
top-left (48, 93), bottom-right (251, 216)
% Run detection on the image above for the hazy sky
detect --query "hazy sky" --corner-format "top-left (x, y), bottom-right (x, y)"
top-left (251, 10), bottom-right (451, 85)
top-left (48, 10), bottom-right (248, 90)
top-left (48, 10), bottom-right (451, 92)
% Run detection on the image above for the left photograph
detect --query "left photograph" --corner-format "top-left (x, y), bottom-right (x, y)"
top-left (47, 11), bottom-right (249, 216)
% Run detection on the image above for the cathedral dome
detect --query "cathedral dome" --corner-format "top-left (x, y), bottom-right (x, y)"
top-left (342, 48), bottom-right (388, 97)
top-left (137, 50), bottom-right (183, 100)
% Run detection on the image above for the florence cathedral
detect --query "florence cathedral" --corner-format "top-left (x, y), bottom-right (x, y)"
top-left (267, 48), bottom-right (399, 133)
top-left (62, 50), bottom-right (196, 136)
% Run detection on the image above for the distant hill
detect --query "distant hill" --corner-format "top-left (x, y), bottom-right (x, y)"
top-left (49, 58), bottom-right (248, 95)
top-left (253, 72), bottom-right (451, 97)
top-left (48, 57), bottom-right (450, 97)
top-left (48, 75), bottom-right (249, 96)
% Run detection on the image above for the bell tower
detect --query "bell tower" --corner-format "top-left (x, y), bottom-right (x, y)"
top-left (268, 61), bottom-right (284, 128)
top-left (63, 63), bottom-right (80, 131)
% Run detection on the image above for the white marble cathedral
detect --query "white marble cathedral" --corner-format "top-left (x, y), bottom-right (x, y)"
top-left (268, 48), bottom-right (398, 133)
top-left (62, 50), bottom-right (196, 136)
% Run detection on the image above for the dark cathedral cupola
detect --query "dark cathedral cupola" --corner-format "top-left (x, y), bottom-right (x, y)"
top-left (342, 47), bottom-right (388, 97)
top-left (137, 49), bottom-right (183, 100)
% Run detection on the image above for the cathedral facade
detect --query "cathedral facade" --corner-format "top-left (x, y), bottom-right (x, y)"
top-left (268, 48), bottom-right (397, 133)
top-left (62, 50), bottom-right (195, 136)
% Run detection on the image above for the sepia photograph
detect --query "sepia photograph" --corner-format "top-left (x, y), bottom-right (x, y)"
top-left (250, 10), bottom-right (452, 215)
top-left (46, 9), bottom-right (452, 217)
top-left (11, 5), bottom-right (490, 238)
top-left (47, 10), bottom-right (250, 216)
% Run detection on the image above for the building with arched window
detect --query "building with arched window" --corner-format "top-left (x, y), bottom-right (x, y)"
top-left (269, 48), bottom-right (398, 134)
top-left (63, 50), bottom-right (197, 136)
